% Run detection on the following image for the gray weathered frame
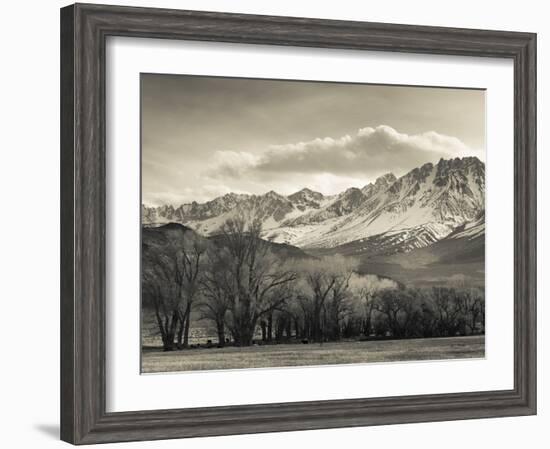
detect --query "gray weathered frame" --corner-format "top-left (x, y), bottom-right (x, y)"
top-left (60, 3), bottom-right (537, 445)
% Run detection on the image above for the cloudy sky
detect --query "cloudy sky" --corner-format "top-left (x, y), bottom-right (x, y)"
top-left (142, 74), bottom-right (485, 206)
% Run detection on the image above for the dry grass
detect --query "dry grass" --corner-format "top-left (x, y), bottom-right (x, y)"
top-left (141, 335), bottom-right (484, 373)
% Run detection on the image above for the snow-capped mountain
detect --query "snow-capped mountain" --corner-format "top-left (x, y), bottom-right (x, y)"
top-left (142, 156), bottom-right (485, 255)
top-left (286, 188), bottom-right (327, 211)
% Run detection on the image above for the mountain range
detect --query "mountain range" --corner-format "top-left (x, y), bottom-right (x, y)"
top-left (142, 156), bottom-right (485, 266)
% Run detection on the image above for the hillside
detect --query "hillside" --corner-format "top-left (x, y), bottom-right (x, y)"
top-left (142, 223), bottom-right (314, 264)
top-left (358, 223), bottom-right (485, 287)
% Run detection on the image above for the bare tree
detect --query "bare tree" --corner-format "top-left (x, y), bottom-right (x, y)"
top-left (170, 232), bottom-right (207, 348)
top-left (373, 289), bottom-right (403, 337)
top-left (217, 214), bottom-right (297, 346)
top-left (142, 242), bottom-right (183, 351)
top-left (142, 226), bottom-right (206, 349)
top-left (324, 272), bottom-right (352, 340)
top-left (303, 269), bottom-right (336, 342)
top-left (199, 250), bottom-right (232, 346)
top-left (298, 255), bottom-right (358, 342)
top-left (348, 273), bottom-right (398, 337)
top-left (372, 288), bottom-right (420, 338)
top-left (457, 287), bottom-right (484, 335)
top-left (431, 287), bottom-right (462, 336)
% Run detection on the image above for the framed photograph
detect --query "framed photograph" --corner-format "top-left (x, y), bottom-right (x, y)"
top-left (60, 3), bottom-right (536, 444)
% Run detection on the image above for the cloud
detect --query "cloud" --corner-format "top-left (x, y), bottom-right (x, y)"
top-left (144, 184), bottom-right (246, 206)
top-left (208, 151), bottom-right (261, 178)
top-left (207, 125), bottom-right (483, 181)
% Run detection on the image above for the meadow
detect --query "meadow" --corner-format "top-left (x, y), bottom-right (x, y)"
top-left (141, 335), bottom-right (484, 373)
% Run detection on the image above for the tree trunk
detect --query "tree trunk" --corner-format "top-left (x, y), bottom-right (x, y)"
top-left (182, 302), bottom-right (192, 348)
top-left (162, 310), bottom-right (179, 351)
top-left (285, 320), bottom-right (292, 339)
top-left (153, 305), bottom-right (167, 347)
top-left (260, 320), bottom-right (267, 341)
top-left (216, 320), bottom-right (225, 347)
top-left (312, 305), bottom-right (322, 342)
top-left (267, 313), bottom-right (273, 342)
top-left (231, 319), bottom-right (257, 346)
top-left (162, 333), bottom-right (175, 351)
top-left (176, 318), bottom-right (184, 349)
top-left (364, 304), bottom-right (374, 336)
top-left (237, 328), bottom-right (255, 346)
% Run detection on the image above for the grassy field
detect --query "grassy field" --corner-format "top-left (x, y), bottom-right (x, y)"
top-left (142, 335), bottom-right (484, 373)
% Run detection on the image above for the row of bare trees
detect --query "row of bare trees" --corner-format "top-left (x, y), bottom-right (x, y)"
top-left (347, 285), bottom-right (485, 339)
top-left (249, 273), bottom-right (484, 344)
top-left (142, 217), bottom-right (484, 351)
top-left (142, 217), bottom-right (298, 350)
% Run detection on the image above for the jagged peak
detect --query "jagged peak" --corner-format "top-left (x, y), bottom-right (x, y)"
top-left (436, 155), bottom-right (484, 169)
top-left (158, 204), bottom-right (175, 211)
top-left (375, 172), bottom-right (397, 186)
top-left (420, 161), bottom-right (434, 170)
top-left (219, 192), bottom-right (249, 201)
top-left (263, 190), bottom-right (285, 199)
top-left (288, 187), bottom-right (324, 198)
top-left (248, 190), bottom-right (290, 204)
top-left (342, 186), bottom-right (363, 195)
top-left (299, 187), bottom-right (317, 195)
top-left (361, 173), bottom-right (397, 196)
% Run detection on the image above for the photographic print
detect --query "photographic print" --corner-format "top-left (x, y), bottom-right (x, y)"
top-left (141, 74), bottom-right (486, 373)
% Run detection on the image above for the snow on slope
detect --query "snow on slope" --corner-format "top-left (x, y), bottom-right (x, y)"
top-left (142, 156), bottom-right (485, 254)
top-left (448, 212), bottom-right (485, 240)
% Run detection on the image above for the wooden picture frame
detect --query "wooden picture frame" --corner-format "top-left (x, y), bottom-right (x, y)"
top-left (60, 3), bottom-right (536, 444)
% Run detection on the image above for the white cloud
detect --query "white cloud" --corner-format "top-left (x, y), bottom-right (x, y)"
top-left (208, 151), bottom-right (261, 178)
top-left (207, 125), bottom-right (483, 181)
top-left (144, 184), bottom-right (247, 206)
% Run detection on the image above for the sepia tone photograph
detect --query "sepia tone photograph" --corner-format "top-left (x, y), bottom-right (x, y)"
top-left (140, 74), bottom-right (486, 373)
